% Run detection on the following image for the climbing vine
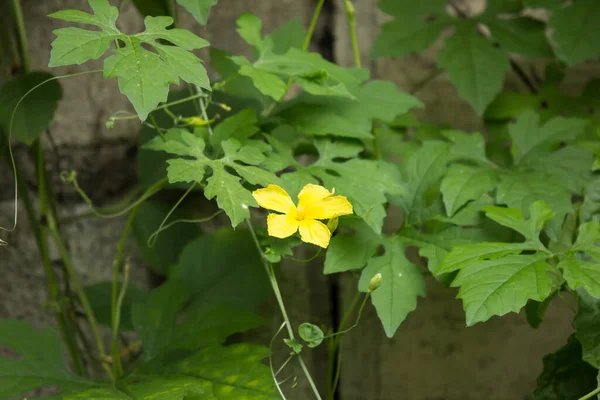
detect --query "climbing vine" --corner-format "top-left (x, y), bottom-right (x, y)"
top-left (1, 0), bottom-right (600, 399)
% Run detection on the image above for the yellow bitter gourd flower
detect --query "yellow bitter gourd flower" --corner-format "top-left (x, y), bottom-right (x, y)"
top-left (252, 184), bottom-right (353, 248)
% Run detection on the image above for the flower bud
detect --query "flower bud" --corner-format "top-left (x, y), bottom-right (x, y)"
top-left (327, 217), bottom-right (339, 233)
top-left (368, 273), bottom-right (382, 293)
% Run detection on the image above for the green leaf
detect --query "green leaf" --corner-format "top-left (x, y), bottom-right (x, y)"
top-left (66, 375), bottom-right (205, 399)
top-left (0, 319), bottom-right (92, 398)
top-left (298, 323), bottom-right (325, 348)
top-left (257, 48), bottom-right (367, 85)
top-left (485, 17), bottom-right (553, 58)
top-left (204, 164), bottom-right (257, 226)
top-left (524, 0), bottom-right (563, 10)
top-left (84, 281), bottom-right (148, 331)
top-left (277, 80), bottom-right (421, 138)
top-left (236, 13), bottom-right (267, 51)
top-left (50, 2), bottom-right (210, 120)
top-left (210, 108), bottom-right (260, 149)
top-left (399, 225), bottom-right (494, 275)
top-left (450, 253), bottom-right (554, 325)
top-left (581, 178), bottom-right (600, 223)
top-left (437, 23), bottom-right (510, 115)
top-left (176, 0), bottom-right (218, 25)
top-left (132, 200), bottom-right (203, 275)
top-left (573, 221), bottom-right (600, 260)
top-left (549, 0), bottom-right (600, 65)
top-left (284, 338), bottom-right (303, 354)
top-left (372, 17), bottom-right (447, 58)
top-left (145, 131), bottom-right (279, 226)
top-left (392, 141), bottom-right (452, 224)
top-left (270, 18), bottom-right (305, 55)
top-left (0, 72), bottom-right (62, 145)
top-left (574, 289), bottom-right (600, 369)
top-left (484, 92), bottom-right (541, 120)
top-left (172, 304), bottom-right (264, 351)
top-left (496, 171), bottom-right (573, 240)
top-left (136, 88), bottom-right (199, 186)
top-left (350, 80), bottom-right (424, 122)
top-left (171, 229), bottom-right (270, 310)
top-left (49, 0), bottom-right (120, 66)
top-left (358, 237), bottom-right (425, 337)
top-left (165, 344), bottom-right (279, 399)
top-left (314, 137), bottom-right (363, 161)
top-left (484, 0), bottom-right (524, 14)
top-left (533, 335), bottom-right (598, 400)
top-left (378, 0), bottom-right (448, 17)
top-left (230, 56), bottom-right (287, 100)
top-left (532, 146), bottom-right (594, 194)
top-left (440, 165), bottom-right (497, 217)
top-left (482, 201), bottom-right (554, 242)
top-left (324, 219), bottom-right (381, 274)
top-left (559, 255), bottom-right (600, 298)
top-left (508, 111), bottom-right (589, 164)
top-left (436, 241), bottom-right (537, 276)
top-left (131, 280), bottom-right (191, 360)
top-left (316, 158), bottom-right (404, 234)
top-left (442, 130), bottom-right (490, 165)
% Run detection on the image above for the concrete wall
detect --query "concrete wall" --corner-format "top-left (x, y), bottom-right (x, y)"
top-left (1, 0), bottom-right (592, 399)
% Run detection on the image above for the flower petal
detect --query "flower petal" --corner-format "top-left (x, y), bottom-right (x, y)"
top-left (298, 219), bottom-right (331, 248)
top-left (267, 213), bottom-right (299, 238)
top-left (253, 185), bottom-right (296, 214)
top-left (302, 195), bottom-right (354, 220)
top-left (297, 184), bottom-right (332, 211)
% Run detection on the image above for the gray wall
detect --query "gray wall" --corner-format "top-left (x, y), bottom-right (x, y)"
top-left (2, 0), bottom-right (594, 399)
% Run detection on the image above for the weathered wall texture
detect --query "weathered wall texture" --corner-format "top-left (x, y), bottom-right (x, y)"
top-left (1, 0), bottom-right (596, 399)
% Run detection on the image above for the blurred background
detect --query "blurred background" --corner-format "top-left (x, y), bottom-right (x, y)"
top-left (2, 1), bottom-right (599, 399)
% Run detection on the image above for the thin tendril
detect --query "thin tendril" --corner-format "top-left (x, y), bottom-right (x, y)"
top-left (146, 182), bottom-right (197, 248)
top-left (148, 209), bottom-right (222, 247)
top-left (60, 171), bottom-right (167, 219)
top-left (287, 248), bottom-right (322, 262)
top-left (269, 321), bottom-right (289, 400)
top-left (0, 69), bottom-right (102, 235)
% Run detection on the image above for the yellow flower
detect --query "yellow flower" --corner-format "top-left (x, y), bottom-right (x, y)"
top-left (252, 184), bottom-right (353, 248)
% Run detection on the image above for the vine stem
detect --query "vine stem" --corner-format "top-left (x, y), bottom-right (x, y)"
top-left (579, 386), bottom-right (600, 400)
top-left (7, 0), bottom-right (88, 375)
top-left (303, 0), bottom-right (326, 51)
top-left (263, 0), bottom-right (325, 117)
top-left (8, 0), bottom-right (30, 72)
top-left (110, 205), bottom-right (140, 378)
top-left (342, 0), bottom-right (361, 68)
top-left (246, 219), bottom-right (323, 400)
top-left (47, 215), bottom-right (113, 380)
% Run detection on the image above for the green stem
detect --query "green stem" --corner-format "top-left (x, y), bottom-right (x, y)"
top-left (263, 0), bottom-right (326, 118)
top-left (110, 205), bottom-right (140, 378)
top-left (330, 294), bottom-right (369, 396)
top-left (148, 112), bottom-right (166, 141)
top-left (303, 0), bottom-right (326, 51)
top-left (61, 173), bottom-right (167, 219)
top-left (246, 219), bottom-right (323, 400)
top-left (10, 147), bottom-right (85, 376)
top-left (8, 0), bottom-right (30, 72)
top-left (147, 182), bottom-right (197, 247)
top-left (8, 0), bottom-right (88, 376)
top-left (47, 217), bottom-right (113, 380)
top-left (579, 386), bottom-right (600, 400)
top-left (342, 0), bottom-right (361, 68)
top-left (197, 88), bottom-right (214, 137)
top-left (326, 291), bottom-right (359, 400)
